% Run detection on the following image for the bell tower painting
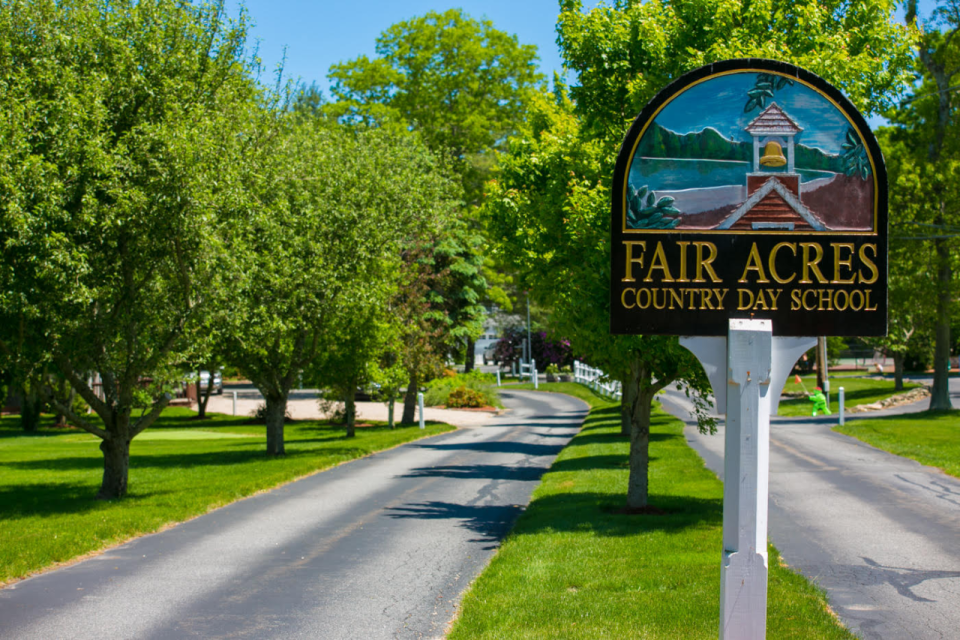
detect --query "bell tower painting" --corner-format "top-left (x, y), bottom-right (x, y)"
top-left (623, 69), bottom-right (875, 233)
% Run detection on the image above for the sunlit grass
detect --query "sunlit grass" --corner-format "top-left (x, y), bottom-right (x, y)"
top-left (835, 410), bottom-right (960, 478)
top-left (0, 408), bottom-right (453, 583)
top-left (448, 386), bottom-right (852, 639)
top-left (778, 374), bottom-right (919, 417)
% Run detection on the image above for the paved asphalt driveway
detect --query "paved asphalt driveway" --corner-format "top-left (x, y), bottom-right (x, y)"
top-left (662, 386), bottom-right (960, 640)
top-left (0, 390), bottom-right (587, 640)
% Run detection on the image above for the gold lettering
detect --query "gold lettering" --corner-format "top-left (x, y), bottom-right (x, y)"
top-left (767, 288), bottom-right (782, 311)
top-left (677, 242), bottom-right (690, 283)
top-left (834, 289), bottom-right (849, 311)
top-left (800, 243), bottom-right (828, 284)
top-left (739, 243), bottom-right (770, 283)
top-left (623, 241), bottom-right (646, 282)
top-left (738, 289), bottom-right (755, 310)
top-left (669, 288), bottom-right (684, 310)
top-left (753, 289), bottom-right (770, 311)
top-left (859, 244), bottom-right (879, 284)
top-left (644, 242), bottom-right (675, 283)
top-left (769, 242), bottom-right (797, 284)
top-left (653, 288), bottom-right (667, 310)
top-left (687, 289), bottom-right (698, 308)
top-left (833, 243), bottom-right (856, 284)
top-left (637, 288), bottom-right (651, 309)
top-left (621, 288), bottom-right (636, 309)
top-left (818, 289), bottom-right (834, 311)
top-left (802, 289), bottom-right (818, 311)
top-left (701, 289), bottom-right (715, 310)
top-left (715, 288), bottom-right (729, 310)
top-left (849, 289), bottom-right (864, 311)
top-left (791, 289), bottom-right (802, 311)
top-left (694, 242), bottom-right (722, 283)
top-left (865, 289), bottom-right (878, 311)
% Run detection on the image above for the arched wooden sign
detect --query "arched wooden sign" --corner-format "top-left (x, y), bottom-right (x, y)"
top-left (610, 59), bottom-right (887, 336)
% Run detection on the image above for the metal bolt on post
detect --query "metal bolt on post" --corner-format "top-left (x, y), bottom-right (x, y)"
top-left (839, 387), bottom-right (845, 426)
top-left (418, 392), bottom-right (425, 430)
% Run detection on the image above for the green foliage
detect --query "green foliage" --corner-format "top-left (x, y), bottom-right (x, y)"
top-left (329, 8), bottom-right (545, 201)
top-left (558, 0), bottom-right (914, 140)
top-left (626, 185), bottom-right (680, 229)
top-left (744, 72), bottom-right (794, 112)
top-left (841, 128), bottom-right (871, 178)
top-left (424, 371), bottom-right (500, 408)
top-left (222, 115), bottom-right (457, 449)
top-left (0, 0), bottom-right (260, 496)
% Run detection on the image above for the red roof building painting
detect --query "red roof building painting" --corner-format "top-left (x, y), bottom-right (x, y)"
top-left (717, 103), bottom-right (826, 231)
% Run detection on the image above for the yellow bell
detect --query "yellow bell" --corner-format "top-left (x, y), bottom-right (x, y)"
top-left (760, 141), bottom-right (787, 167)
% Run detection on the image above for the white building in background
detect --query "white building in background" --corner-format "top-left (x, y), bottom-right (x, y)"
top-left (473, 307), bottom-right (522, 365)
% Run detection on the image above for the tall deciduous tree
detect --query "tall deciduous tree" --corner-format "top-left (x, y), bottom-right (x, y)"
top-left (0, 0), bottom-right (258, 498)
top-left (893, 0), bottom-right (960, 410)
top-left (222, 118), bottom-right (455, 454)
top-left (328, 8), bottom-right (544, 203)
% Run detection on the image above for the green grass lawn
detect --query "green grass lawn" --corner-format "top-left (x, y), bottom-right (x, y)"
top-left (448, 387), bottom-right (851, 639)
top-left (508, 381), bottom-right (615, 405)
top-left (778, 374), bottom-right (920, 417)
top-left (0, 408), bottom-right (453, 584)
top-left (835, 410), bottom-right (960, 478)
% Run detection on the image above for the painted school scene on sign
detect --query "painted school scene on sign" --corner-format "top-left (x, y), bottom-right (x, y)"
top-left (625, 72), bottom-right (874, 233)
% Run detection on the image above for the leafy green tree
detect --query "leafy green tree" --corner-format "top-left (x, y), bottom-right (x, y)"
top-left (558, 0), bottom-right (914, 138)
top-left (0, 0), bottom-right (258, 498)
top-left (222, 118), bottom-right (456, 454)
top-left (889, 0), bottom-right (960, 410)
top-left (328, 8), bottom-right (544, 203)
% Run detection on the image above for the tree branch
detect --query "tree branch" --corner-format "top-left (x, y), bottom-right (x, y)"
top-left (43, 386), bottom-right (111, 440)
top-left (55, 355), bottom-right (112, 420)
top-left (131, 393), bottom-right (172, 438)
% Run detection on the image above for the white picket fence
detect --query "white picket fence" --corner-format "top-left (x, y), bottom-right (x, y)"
top-left (573, 361), bottom-right (622, 400)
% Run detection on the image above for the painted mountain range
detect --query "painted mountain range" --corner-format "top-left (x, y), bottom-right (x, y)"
top-left (637, 124), bottom-right (844, 173)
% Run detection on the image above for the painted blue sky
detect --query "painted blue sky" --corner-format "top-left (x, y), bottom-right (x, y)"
top-left (654, 73), bottom-right (854, 155)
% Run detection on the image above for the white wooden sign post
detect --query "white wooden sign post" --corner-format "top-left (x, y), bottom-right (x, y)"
top-left (682, 324), bottom-right (815, 639)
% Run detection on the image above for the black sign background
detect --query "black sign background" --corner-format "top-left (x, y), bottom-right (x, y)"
top-left (610, 59), bottom-right (887, 337)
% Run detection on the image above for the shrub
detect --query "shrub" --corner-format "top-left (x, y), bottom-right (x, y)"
top-left (446, 386), bottom-right (487, 408)
top-left (424, 371), bottom-right (500, 408)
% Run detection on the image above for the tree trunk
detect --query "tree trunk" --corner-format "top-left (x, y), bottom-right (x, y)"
top-left (20, 384), bottom-right (43, 433)
top-left (97, 436), bottom-right (131, 500)
top-left (196, 367), bottom-right (214, 419)
top-left (20, 382), bottom-right (43, 432)
top-left (388, 394), bottom-right (396, 429)
top-left (930, 234), bottom-right (953, 411)
top-left (264, 394), bottom-right (288, 455)
top-left (345, 387), bottom-right (356, 438)
top-left (619, 375), bottom-right (638, 436)
top-left (401, 373), bottom-right (419, 424)
top-left (893, 352), bottom-right (905, 392)
top-left (464, 337), bottom-right (476, 374)
top-left (815, 337), bottom-right (827, 390)
top-left (626, 386), bottom-right (655, 510)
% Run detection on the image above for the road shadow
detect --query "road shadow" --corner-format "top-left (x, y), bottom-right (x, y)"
top-left (413, 441), bottom-right (566, 456)
top-left (850, 556), bottom-right (960, 603)
top-left (400, 463), bottom-right (548, 481)
top-left (386, 501), bottom-right (525, 547)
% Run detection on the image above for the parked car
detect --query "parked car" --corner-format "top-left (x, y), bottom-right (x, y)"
top-left (185, 370), bottom-right (223, 395)
top-left (482, 345), bottom-right (498, 365)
